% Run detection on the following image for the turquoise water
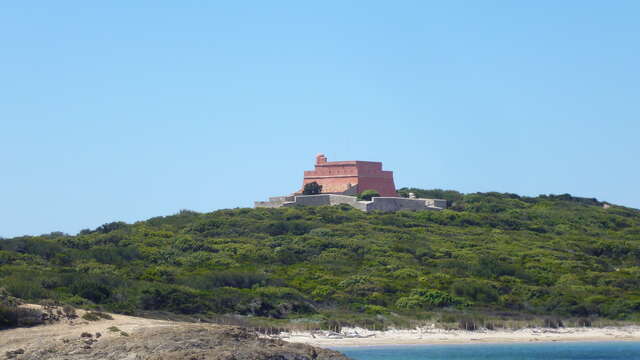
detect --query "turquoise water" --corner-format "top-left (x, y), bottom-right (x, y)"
top-left (335, 342), bottom-right (640, 360)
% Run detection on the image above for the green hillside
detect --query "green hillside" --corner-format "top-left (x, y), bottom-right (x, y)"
top-left (1, 190), bottom-right (640, 328)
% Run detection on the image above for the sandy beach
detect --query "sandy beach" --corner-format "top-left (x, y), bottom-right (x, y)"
top-left (273, 326), bottom-right (640, 347)
top-left (2, 306), bottom-right (639, 353)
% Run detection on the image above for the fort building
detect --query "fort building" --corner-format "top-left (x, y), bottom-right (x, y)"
top-left (301, 154), bottom-right (397, 197)
top-left (255, 154), bottom-right (446, 212)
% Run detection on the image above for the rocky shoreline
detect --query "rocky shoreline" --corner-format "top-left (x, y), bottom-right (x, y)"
top-left (0, 307), bottom-right (349, 360)
top-left (9, 325), bottom-right (349, 360)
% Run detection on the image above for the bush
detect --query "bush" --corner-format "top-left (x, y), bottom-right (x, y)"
top-left (396, 289), bottom-right (456, 310)
top-left (543, 318), bottom-right (564, 328)
top-left (82, 311), bottom-right (113, 321)
top-left (70, 279), bottom-right (112, 303)
top-left (303, 182), bottom-right (322, 195)
top-left (395, 296), bottom-right (423, 310)
top-left (140, 287), bottom-right (206, 314)
top-left (364, 304), bottom-right (388, 315)
top-left (81, 312), bottom-right (100, 321)
top-left (62, 305), bottom-right (77, 319)
top-left (451, 279), bottom-right (499, 303)
top-left (458, 318), bottom-right (478, 331)
top-left (3, 275), bottom-right (49, 300)
top-left (95, 221), bottom-right (127, 234)
top-left (576, 318), bottom-right (592, 327)
top-left (0, 288), bottom-right (22, 307)
top-left (358, 190), bottom-right (380, 201)
top-left (322, 319), bottom-right (342, 332)
top-left (0, 305), bottom-right (44, 329)
top-left (397, 188), bottom-right (463, 205)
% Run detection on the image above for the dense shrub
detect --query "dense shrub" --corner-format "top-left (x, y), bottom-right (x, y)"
top-left (140, 286), bottom-right (206, 314)
top-left (70, 279), bottom-right (112, 303)
top-left (358, 190), bottom-right (380, 201)
top-left (82, 311), bottom-right (113, 321)
top-left (302, 182), bottom-right (322, 195)
top-left (451, 279), bottom-right (499, 303)
top-left (0, 305), bottom-right (44, 329)
top-left (0, 189), bottom-right (638, 322)
top-left (396, 289), bottom-right (456, 309)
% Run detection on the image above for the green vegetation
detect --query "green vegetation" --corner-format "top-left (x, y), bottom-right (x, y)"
top-left (1, 190), bottom-right (639, 329)
top-left (358, 190), bottom-right (380, 201)
top-left (0, 304), bottom-right (44, 329)
top-left (397, 188), bottom-right (464, 206)
top-left (303, 182), bottom-right (322, 195)
top-left (0, 287), bottom-right (44, 329)
top-left (82, 311), bottom-right (113, 321)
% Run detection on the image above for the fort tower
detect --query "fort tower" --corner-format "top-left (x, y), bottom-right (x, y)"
top-left (301, 154), bottom-right (397, 197)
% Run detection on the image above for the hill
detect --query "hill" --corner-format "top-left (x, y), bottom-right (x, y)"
top-left (1, 189), bottom-right (639, 330)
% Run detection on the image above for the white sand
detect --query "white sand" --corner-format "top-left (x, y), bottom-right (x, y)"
top-left (272, 326), bottom-right (640, 347)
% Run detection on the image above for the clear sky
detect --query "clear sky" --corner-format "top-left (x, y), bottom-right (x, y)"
top-left (1, 1), bottom-right (639, 237)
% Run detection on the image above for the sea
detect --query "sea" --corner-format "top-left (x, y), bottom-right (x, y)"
top-left (334, 342), bottom-right (640, 360)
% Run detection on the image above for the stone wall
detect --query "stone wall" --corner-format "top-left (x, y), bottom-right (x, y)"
top-left (279, 194), bottom-right (368, 211)
top-left (427, 199), bottom-right (448, 209)
top-left (328, 194), bottom-right (368, 211)
top-left (365, 197), bottom-right (439, 212)
top-left (255, 194), bottom-right (445, 212)
top-left (282, 195), bottom-right (331, 207)
top-left (253, 196), bottom-right (295, 208)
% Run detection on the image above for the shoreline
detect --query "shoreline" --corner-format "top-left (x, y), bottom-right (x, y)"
top-left (270, 326), bottom-right (640, 347)
top-left (327, 338), bottom-right (640, 348)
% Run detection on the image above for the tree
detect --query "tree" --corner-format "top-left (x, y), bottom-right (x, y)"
top-left (358, 190), bottom-right (380, 201)
top-left (303, 182), bottom-right (322, 195)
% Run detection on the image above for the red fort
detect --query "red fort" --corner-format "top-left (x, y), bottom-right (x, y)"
top-left (301, 154), bottom-right (398, 197)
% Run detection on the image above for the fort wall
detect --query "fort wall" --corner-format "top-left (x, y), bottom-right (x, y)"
top-left (255, 194), bottom-right (444, 212)
top-left (253, 153), bottom-right (443, 213)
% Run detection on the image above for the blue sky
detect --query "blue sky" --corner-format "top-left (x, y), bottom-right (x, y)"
top-left (1, 1), bottom-right (638, 237)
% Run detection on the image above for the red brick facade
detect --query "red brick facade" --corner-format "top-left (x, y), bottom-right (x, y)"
top-left (301, 154), bottom-right (397, 197)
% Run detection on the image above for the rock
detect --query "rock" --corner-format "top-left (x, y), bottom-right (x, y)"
top-left (5, 349), bottom-right (25, 359)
